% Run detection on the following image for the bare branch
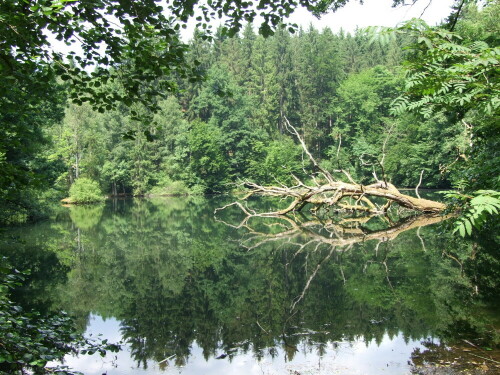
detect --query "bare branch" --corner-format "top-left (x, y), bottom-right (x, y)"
top-left (336, 133), bottom-right (342, 161)
top-left (214, 201), bottom-right (255, 216)
top-left (415, 170), bottom-right (424, 199)
top-left (416, 226), bottom-right (426, 252)
top-left (284, 116), bottom-right (336, 184)
top-left (215, 211), bottom-right (453, 253)
top-left (419, 0), bottom-right (433, 18)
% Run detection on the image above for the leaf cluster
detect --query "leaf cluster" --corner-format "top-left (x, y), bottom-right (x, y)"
top-left (0, 263), bottom-right (120, 375)
top-left (390, 21), bottom-right (499, 119)
top-left (68, 177), bottom-right (105, 204)
top-left (443, 190), bottom-right (500, 237)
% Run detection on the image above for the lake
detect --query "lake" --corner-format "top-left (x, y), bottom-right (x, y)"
top-left (1, 197), bottom-right (499, 374)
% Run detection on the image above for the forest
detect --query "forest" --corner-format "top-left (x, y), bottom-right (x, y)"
top-left (0, 0), bottom-right (498, 225)
top-left (0, 0), bottom-right (499, 374)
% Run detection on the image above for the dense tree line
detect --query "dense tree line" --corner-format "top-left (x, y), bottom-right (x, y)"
top-left (54, 3), bottom-right (496, 196)
top-left (1, 1), bottom-right (498, 224)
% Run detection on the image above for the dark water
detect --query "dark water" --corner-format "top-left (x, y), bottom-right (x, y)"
top-left (1, 197), bottom-right (499, 374)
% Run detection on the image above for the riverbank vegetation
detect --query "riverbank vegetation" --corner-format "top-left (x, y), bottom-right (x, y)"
top-left (64, 178), bottom-right (105, 204)
top-left (1, 1), bottom-right (498, 226)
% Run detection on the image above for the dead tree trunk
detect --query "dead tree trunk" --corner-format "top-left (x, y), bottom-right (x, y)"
top-left (241, 179), bottom-right (445, 214)
top-left (224, 118), bottom-right (446, 215)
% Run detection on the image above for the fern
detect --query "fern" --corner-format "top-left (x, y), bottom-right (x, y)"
top-left (447, 190), bottom-right (500, 237)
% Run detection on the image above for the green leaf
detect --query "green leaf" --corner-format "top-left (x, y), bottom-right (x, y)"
top-left (464, 219), bottom-right (472, 236)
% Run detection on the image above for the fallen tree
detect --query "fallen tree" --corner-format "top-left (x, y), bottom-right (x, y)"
top-left (221, 118), bottom-right (446, 216)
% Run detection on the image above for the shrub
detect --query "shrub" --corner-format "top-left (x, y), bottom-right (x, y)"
top-left (188, 184), bottom-right (206, 196)
top-left (148, 177), bottom-right (205, 196)
top-left (0, 266), bottom-right (120, 375)
top-left (67, 178), bottom-right (105, 204)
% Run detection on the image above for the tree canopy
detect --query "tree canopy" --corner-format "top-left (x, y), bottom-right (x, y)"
top-left (0, 0), bottom-right (439, 111)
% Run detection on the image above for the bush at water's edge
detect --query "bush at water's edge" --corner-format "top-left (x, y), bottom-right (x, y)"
top-left (147, 177), bottom-right (205, 197)
top-left (64, 178), bottom-right (105, 204)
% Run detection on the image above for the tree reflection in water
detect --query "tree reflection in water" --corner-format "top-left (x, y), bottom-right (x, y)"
top-left (1, 197), bottom-right (498, 373)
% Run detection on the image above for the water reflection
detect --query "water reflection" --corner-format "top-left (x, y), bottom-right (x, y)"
top-left (60, 315), bottom-right (433, 375)
top-left (1, 197), bottom-right (499, 374)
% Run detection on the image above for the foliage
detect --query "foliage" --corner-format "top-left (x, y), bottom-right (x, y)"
top-left (148, 177), bottom-right (193, 196)
top-left (390, 21), bottom-right (499, 119)
top-left (0, 264), bottom-right (120, 375)
top-left (68, 178), bottom-right (104, 204)
top-left (386, 8), bottom-right (499, 192)
top-left (0, 71), bottom-right (65, 225)
top-left (247, 138), bottom-right (304, 185)
top-left (329, 65), bottom-right (403, 183)
top-left (444, 190), bottom-right (500, 237)
top-left (0, 0), bottom-right (198, 114)
top-left (384, 112), bottom-right (464, 188)
top-left (187, 120), bottom-right (230, 193)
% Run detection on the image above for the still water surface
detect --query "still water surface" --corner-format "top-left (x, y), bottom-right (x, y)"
top-left (2, 197), bottom-right (498, 374)
top-left (64, 315), bottom-right (430, 375)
